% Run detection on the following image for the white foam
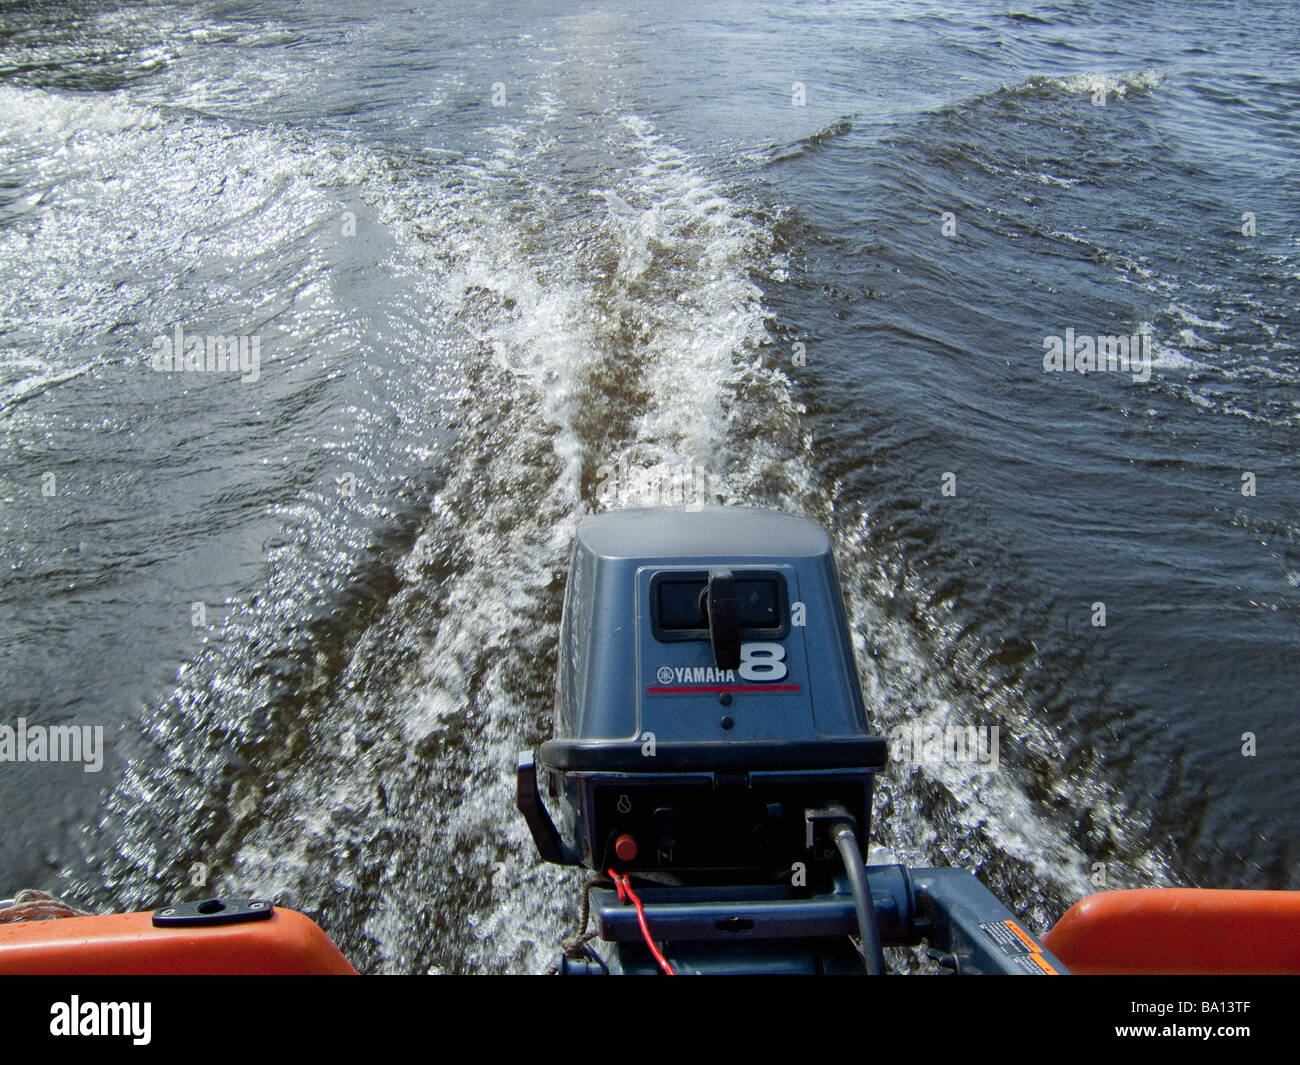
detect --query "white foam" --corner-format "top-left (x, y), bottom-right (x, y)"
top-left (219, 100), bottom-right (802, 970)
top-left (0, 84), bottom-right (162, 138)
top-left (1052, 69), bottom-right (1166, 98)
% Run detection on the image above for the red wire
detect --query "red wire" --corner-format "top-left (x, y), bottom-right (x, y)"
top-left (608, 869), bottom-right (676, 976)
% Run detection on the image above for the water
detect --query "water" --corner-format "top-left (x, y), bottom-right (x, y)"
top-left (0, 0), bottom-right (1295, 973)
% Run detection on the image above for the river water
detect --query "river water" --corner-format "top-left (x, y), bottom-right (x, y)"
top-left (1, 0), bottom-right (1296, 973)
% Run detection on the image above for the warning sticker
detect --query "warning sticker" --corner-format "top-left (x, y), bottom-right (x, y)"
top-left (1027, 952), bottom-right (1059, 975)
top-left (1010, 952), bottom-right (1059, 975)
top-left (979, 919), bottom-right (1059, 975)
top-left (980, 919), bottom-right (1031, 955)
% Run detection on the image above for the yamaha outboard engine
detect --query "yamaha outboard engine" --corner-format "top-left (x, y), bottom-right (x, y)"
top-left (518, 506), bottom-right (1070, 976)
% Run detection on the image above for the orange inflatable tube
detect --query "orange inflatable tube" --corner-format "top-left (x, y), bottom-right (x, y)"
top-left (1043, 888), bottom-right (1300, 975)
top-left (0, 907), bottom-right (357, 975)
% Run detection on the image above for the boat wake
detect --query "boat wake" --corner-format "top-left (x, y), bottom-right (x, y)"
top-left (50, 12), bottom-right (1184, 972)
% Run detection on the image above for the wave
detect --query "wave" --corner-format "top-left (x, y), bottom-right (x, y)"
top-left (0, 359), bottom-right (100, 414)
top-left (943, 68), bottom-right (1166, 114)
top-left (764, 116), bottom-right (855, 166)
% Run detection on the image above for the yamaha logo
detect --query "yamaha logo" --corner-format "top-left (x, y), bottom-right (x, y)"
top-left (656, 666), bottom-right (674, 685)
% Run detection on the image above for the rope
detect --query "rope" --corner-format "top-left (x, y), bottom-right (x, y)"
top-left (560, 873), bottom-right (609, 959)
top-left (554, 871), bottom-right (676, 975)
top-left (0, 889), bottom-right (92, 923)
top-left (608, 869), bottom-right (675, 976)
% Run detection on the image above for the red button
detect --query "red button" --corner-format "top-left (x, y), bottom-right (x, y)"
top-left (614, 834), bottom-right (638, 862)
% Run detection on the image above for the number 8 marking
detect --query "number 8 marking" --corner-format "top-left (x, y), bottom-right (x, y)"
top-left (738, 642), bottom-right (787, 682)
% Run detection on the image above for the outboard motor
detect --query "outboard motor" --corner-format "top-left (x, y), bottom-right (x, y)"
top-left (518, 506), bottom-right (1069, 976)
